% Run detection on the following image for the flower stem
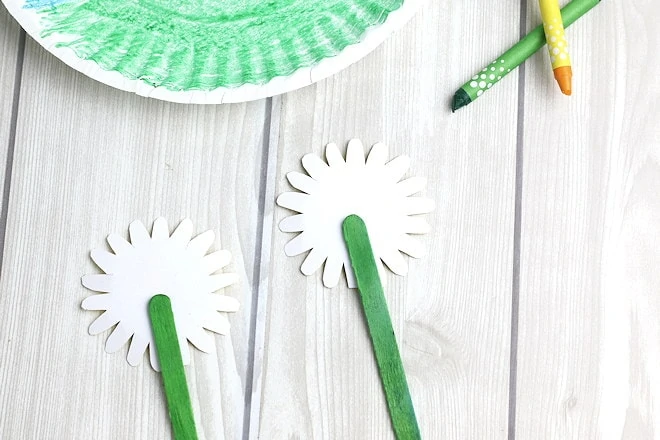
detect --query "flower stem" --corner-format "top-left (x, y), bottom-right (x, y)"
top-left (149, 294), bottom-right (199, 440)
top-left (342, 215), bottom-right (421, 440)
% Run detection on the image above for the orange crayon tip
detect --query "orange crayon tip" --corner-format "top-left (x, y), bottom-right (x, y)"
top-left (553, 66), bottom-right (573, 96)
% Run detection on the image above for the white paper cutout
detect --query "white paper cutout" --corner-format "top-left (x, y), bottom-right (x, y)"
top-left (277, 139), bottom-right (435, 288)
top-left (81, 218), bottom-right (239, 371)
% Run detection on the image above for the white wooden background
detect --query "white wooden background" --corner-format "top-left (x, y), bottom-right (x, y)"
top-left (0, 0), bottom-right (658, 438)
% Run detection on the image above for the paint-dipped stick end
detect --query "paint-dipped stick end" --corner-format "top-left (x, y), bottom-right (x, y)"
top-left (342, 214), bottom-right (364, 234)
top-left (149, 294), bottom-right (171, 315)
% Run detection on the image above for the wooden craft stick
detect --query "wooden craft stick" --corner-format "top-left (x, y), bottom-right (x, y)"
top-left (149, 294), bottom-right (199, 440)
top-left (342, 215), bottom-right (421, 440)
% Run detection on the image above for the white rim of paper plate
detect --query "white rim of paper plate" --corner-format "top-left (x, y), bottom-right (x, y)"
top-left (2, 0), bottom-right (423, 104)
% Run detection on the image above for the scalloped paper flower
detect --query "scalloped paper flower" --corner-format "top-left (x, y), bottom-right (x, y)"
top-left (81, 218), bottom-right (239, 371)
top-left (277, 139), bottom-right (434, 288)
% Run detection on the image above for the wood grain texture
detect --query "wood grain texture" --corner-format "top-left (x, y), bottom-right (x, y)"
top-left (253, 1), bottom-right (520, 438)
top-left (0, 39), bottom-right (268, 439)
top-left (0, 7), bottom-right (21, 196)
top-left (515, 0), bottom-right (660, 438)
top-left (3, 0), bottom-right (657, 437)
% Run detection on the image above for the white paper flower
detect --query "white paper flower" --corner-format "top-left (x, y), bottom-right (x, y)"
top-left (81, 218), bottom-right (239, 371)
top-left (277, 139), bottom-right (434, 288)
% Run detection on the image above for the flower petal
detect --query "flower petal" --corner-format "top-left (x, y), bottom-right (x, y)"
top-left (187, 328), bottom-right (215, 353)
top-left (179, 338), bottom-right (191, 365)
top-left (376, 259), bottom-right (387, 283)
top-left (397, 235), bottom-right (425, 258)
top-left (346, 139), bottom-right (366, 167)
top-left (88, 311), bottom-right (119, 335)
top-left (279, 214), bottom-right (306, 233)
top-left (284, 231), bottom-right (314, 256)
top-left (322, 256), bottom-right (343, 288)
top-left (90, 249), bottom-right (119, 274)
top-left (106, 233), bottom-right (132, 255)
top-left (171, 218), bottom-right (194, 247)
top-left (82, 274), bottom-right (114, 292)
top-left (208, 273), bottom-right (239, 292)
top-left (380, 248), bottom-right (408, 276)
top-left (344, 263), bottom-right (357, 289)
top-left (400, 197), bottom-right (435, 215)
top-left (277, 192), bottom-right (312, 213)
top-left (400, 216), bottom-right (431, 234)
top-left (127, 333), bottom-right (149, 367)
top-left (201, 250), bottom-right (232, 274)
top-left (129, 220), bottom-right (150, 246)
top-left (396, 177), bottom-right (427, 196)
top-left (302, 153), bottom-right (330, 181)
top-left (366, 142), bottom-right (388, 167)
top-left (300, 247), bottom-right (326, 276)
top-left (325, 143), bottom-right (345, 168)
top-left (81, 293), bottom-right (112, 311)
top-left (105, 322), bottom-right (132, 353)
top-left (149, 343), bottom-right (161, 371)
top-left (286, 172), bottom-right (319, 194)
top-left (151, 217), bottom-right (169, 240)
top-left (203, 314), bottom-right (231, 335)
top-left (188, 230), bottom-right (215, 257)
top-left (209, 294), bottom-right (240, 312)
top-left (384, 155), bottom-right (411, 182)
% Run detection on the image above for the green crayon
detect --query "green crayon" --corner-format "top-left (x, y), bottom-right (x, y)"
top-left (452, 0), bottom-right (601, 112)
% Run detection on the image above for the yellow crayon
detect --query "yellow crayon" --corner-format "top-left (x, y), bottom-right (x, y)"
top-left (539, 0), bottom-right (573, 95)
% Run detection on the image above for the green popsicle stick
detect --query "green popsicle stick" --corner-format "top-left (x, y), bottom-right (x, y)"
top-left (149, 294), bottom-right (199, 440)
top-left (342, 215), bottom-right (421, 440)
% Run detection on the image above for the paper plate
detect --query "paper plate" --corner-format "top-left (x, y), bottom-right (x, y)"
top-left (2, 0), bottom-right (421, 103)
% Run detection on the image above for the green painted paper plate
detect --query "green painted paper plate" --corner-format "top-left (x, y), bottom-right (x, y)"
top-left (2, 0), bottom-right (421, 103)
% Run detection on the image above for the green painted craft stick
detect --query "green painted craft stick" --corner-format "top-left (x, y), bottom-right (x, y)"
top-left (452, 0), bottom-right (602, 111)
top-left (342, 215), bottom-right (421, 440)
top-left (149, 295), bottom-right (199, 440)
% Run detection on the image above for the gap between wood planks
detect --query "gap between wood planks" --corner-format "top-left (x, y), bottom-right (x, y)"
top-left (0, 29), bottom-right (25, 280)
top-left (509, 0), bottom-right (529, 437)
top-left (243, 95), bottom-right (280, 440)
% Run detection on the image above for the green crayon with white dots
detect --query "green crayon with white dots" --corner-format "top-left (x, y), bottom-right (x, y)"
top-left (452, 0), bottom-right (601, 112)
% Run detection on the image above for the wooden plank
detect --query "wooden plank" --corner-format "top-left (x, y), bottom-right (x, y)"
top-left (515, 0), bottom-right (660, 437)
top-left (0, 8), bottom-right (21, 197)
top-left (253, 1), bottom-right (521, 438)
top-left (0, 39), bottom-right (268, 439)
